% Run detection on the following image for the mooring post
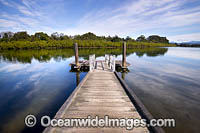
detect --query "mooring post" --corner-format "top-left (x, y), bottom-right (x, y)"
top-left (122, 42), bottom-right (127, 68)
top-left (74, 43), bottom-right (79, 68)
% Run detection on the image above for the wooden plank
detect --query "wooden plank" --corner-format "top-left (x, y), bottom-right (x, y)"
top-left (43, 61), bottom-right (149, 133)
top-left (69, 60), bottom-right (130, 67)
top-left (50, 127), bottom-right (148, 133)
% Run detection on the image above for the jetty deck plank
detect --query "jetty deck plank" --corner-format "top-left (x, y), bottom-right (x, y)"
top-left (44, 61), bottom-right (149, 133)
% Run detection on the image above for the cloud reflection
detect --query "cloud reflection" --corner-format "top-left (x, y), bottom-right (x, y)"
top-left (166, 47), bottom-right (200, 60)
top-left (124, 48), bottom-right (200, 132)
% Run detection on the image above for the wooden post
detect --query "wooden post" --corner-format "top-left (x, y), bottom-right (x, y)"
top-left (122, 42), bottom-right (126, 68)
top-left (74, 43), bottom-right (79, 68)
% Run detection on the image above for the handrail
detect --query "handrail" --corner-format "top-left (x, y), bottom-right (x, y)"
top-left (89, 54), bottom-right (95, 71)
top-left (105, 54), bottom-right (115, 72)
top-left (105, 54), bottom-right (109, 64)
top-left (110, 55), bottom-right (115, 72)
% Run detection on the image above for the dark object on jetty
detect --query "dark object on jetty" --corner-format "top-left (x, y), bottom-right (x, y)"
top-left (70, 60), bottom-right (90, 72)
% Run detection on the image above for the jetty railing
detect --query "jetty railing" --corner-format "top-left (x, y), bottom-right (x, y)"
top-left (105, 54), bottom-right (109, 64)
top-left (89, 54), bottom-right (96, 71)
top-left (105, 54), bottom-right (115, 72)
top-left (71, 42), bottom-right (128, 72)
top-left (110, 55), bottom-right (115, 72)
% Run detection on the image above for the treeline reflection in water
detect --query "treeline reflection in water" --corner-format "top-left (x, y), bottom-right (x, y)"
top-left (0, 48), bottom-right (168, 63)
top-left (0, 47), bottom-right (200, 133)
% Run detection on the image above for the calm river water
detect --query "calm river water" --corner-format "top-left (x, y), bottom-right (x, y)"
top-left (0, 47), bottom-right (199, 133)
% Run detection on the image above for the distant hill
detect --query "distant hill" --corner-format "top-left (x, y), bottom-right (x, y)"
top-left (170, 41), bottom-right (200, 45)
top-left (171, 41), bottom-right (200, 47)
top-left (180, 41), bottom-right (200, 45)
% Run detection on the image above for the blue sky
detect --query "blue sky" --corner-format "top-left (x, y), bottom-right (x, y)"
top-left (0, 0), bottom-right (200, 42)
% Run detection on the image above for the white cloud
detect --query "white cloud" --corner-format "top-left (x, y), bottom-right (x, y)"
top-left (0, 19), bottom-right (20, 28)
top-left (0, 0), bottom-right (52, 33)
top-left (0, 64), bottom-right (29, 73)
top-left (61, 0), bottom-right (200, 42)
top-left (29, 73), bottom-right (42, 81)
top-left (166, 47), bottom-right (200, 60)
top-left (0, 0), bottom-right (9, 6)
top-left (1, 0), bottom-right (200, 41)
top-left (17, 5), bottom-right (36, 16)
top-left (0, 0), bottom-right (42, 17)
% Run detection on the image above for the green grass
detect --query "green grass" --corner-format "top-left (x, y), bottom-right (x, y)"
top-left (0, 40), bottom-right (175, 50)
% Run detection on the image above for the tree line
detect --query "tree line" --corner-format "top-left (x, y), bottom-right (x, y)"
top-left (0, 31), bottom-right (169, 43)
top-left (0, 31), bottom-right (174, 50)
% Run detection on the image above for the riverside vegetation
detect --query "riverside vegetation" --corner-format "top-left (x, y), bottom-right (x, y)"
top-left (0, 32), bottom-right (175, 50)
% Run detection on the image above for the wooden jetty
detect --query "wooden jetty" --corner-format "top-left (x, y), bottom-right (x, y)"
top-left (43, 43), bottom-right (164, 133)
top-left (70, 42), bottom-right (130, 72)
top-left (69, 59), bottom-right (130, 72)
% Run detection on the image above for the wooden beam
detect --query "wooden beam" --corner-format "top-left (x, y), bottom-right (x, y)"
top-left (74, 43), bottom-right (79, 68)
top-left (122, 42), bottom-right (126, 68)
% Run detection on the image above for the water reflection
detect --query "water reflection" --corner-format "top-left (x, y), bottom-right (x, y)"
top-left (2, 47), bottom-right (194, 133)
top-left (119, 47), bottom-right (200, 133)
top-left (0, 58), bottom-right (87, 133)
top-left (0, 48), bottom-right (168, 63)
top-left (76, 72), bottom-right (80, 86)
top-left (121, 72), bottom-right (127, 80)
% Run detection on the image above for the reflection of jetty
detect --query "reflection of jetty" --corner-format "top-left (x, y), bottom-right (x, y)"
top-left (44, 43), bottom-right (164, 133)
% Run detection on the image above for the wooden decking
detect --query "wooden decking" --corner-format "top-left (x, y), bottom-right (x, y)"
top-left (69, 60), bottom-right (131, 72)
top-left (70, 60), bottom-right (130, 67)
top-left (44, 61), bottom-right (149, 133)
